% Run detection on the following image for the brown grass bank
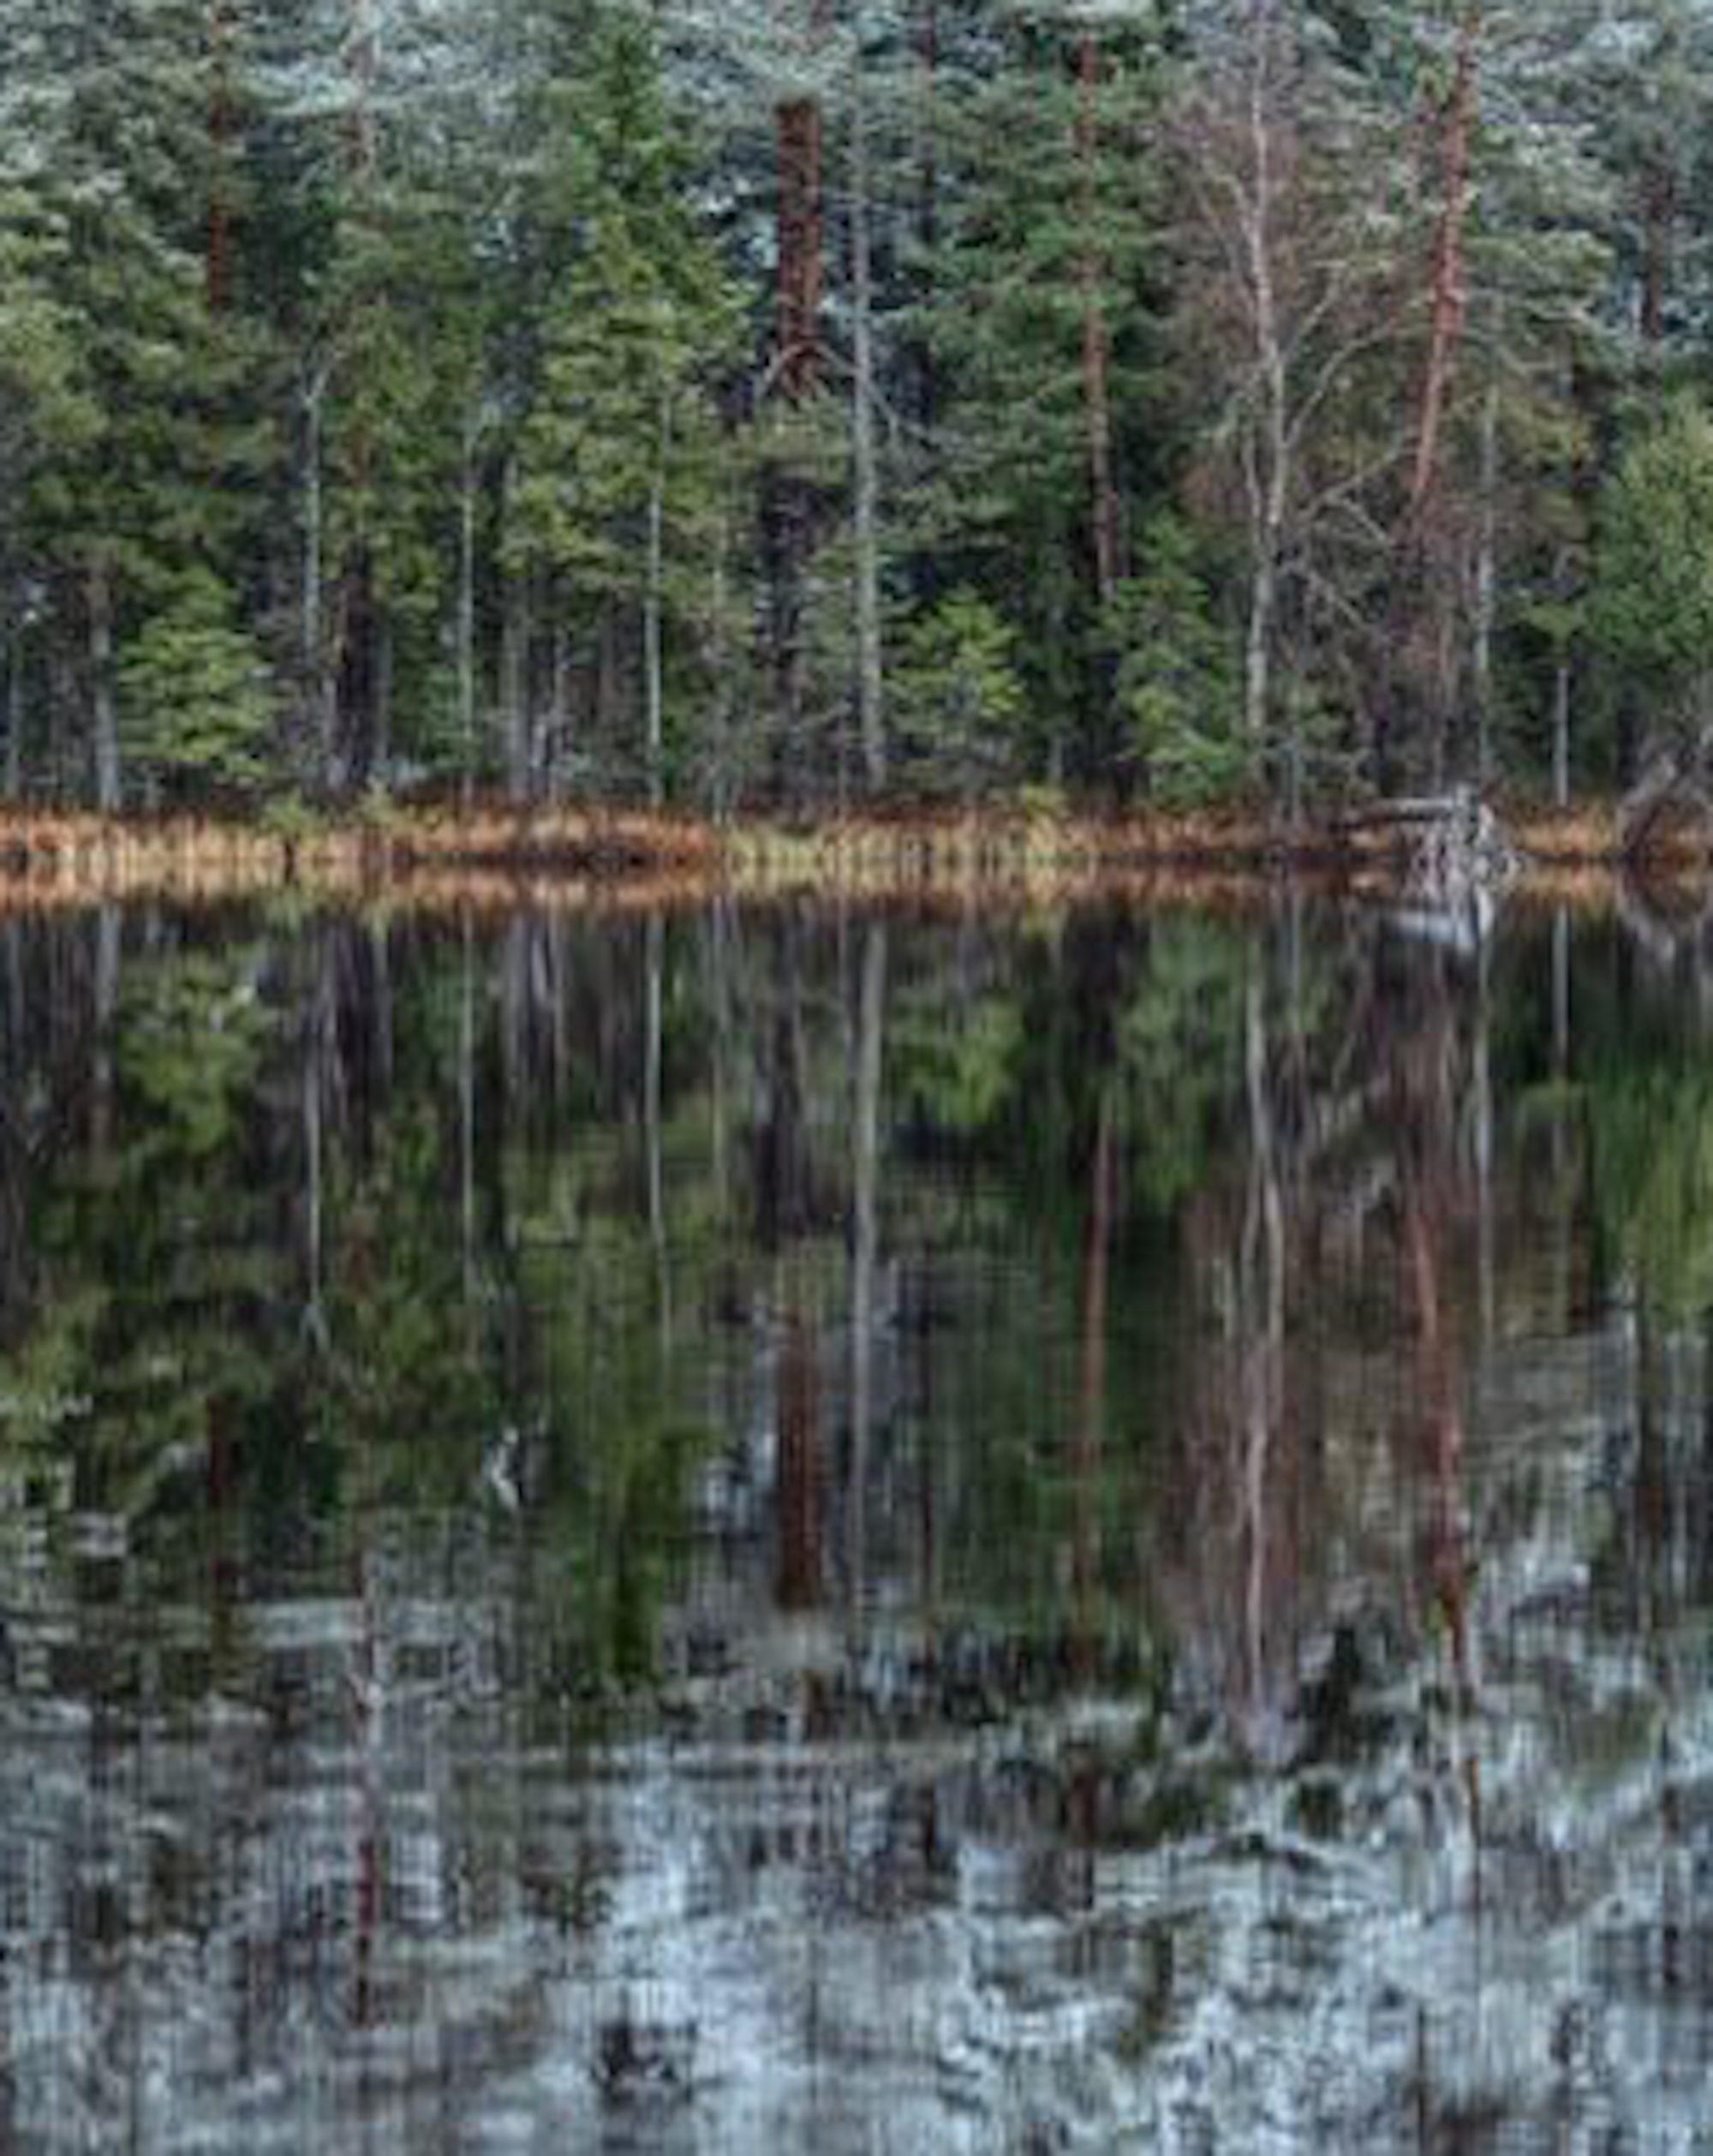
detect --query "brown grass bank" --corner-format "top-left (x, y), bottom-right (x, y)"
top-left (0, 797), bottom-right (1680, 914)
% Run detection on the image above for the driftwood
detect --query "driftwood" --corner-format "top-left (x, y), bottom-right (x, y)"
top-left (1619, 753), bottom-right (1713, 865)
top-left (1337, 786), bottom-right (1517, 905)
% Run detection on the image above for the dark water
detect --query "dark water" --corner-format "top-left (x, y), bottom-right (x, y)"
top-left (0, 895), bottom-right (1710, 2152)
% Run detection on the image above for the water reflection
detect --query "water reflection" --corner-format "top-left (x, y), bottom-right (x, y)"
top-left (0, 898), bottom-right (1709, 2147)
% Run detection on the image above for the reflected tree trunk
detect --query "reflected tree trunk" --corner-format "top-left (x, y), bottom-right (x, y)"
top-left (1072, 1090), bottom-right (1118, 1683)
top-left (88, 905), bottom-right (119, 1158)
top-left (778, 1305), bottom-right (823, 1613)
top-left (1241, 974), bottom-right (1286, 1735)
top-left (848, 920), bottom-right (886, 1611)
top-left (645, 913), bottom-right (671, 1345)
top-left (302, 947), bottom-right (332, 1347)
top-left (88, 552), bottom-right (119, 814)
top-left (460, 911), bottom-right (477, 1316)
top-left (1474, 935), bottom-right (1494, 1346)
top-left (4, 643), bottom-right (22, 799)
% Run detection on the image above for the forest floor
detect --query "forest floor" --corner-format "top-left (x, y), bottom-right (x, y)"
top-left (0, 797), bottom-right (1687, 913)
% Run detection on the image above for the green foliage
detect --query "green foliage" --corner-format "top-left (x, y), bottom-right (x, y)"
top-left (1108, 516), bottom-right (1246, 805)
top-left (889, 589), bottom-right (1028, 794)
top-left (116, 950), bottom-right (272, 1162)
top-left (0, 188), bottom-right (95, 457)
top-left (119, 571), bottom-right (277, 802)
top-left (893, 994), bottom-right (1026, 1137)
top-left (0, 0), bottom-right (1710, 808)
top-left (1593, 394), bottom-right (1713, 737)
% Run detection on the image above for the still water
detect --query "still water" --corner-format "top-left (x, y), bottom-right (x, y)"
top-left (0, 894), bottom-right (1709, 2152)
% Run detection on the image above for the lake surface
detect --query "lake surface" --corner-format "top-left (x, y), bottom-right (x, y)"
top-left (0, 893), bottom-right (1710, 2152)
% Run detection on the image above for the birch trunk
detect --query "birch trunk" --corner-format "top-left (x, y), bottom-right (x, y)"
top-left (1242, 22), bottom-right (1288, 752)
top-left (1553, 648), bottom-right (1572, 809)
top-left (644, 399), bottom-right (668, 809)
top-left (88, 552), bottom-right (119, 814)
top-left (502, 477), bottom-right (531, 803)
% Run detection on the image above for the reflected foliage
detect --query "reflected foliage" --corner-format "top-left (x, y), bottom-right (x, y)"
top-left (0, 898), bottom-right (1709, 2147)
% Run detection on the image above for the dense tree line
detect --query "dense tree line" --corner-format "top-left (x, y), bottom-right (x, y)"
top-left (4, 0), bottom-right (1713, 812)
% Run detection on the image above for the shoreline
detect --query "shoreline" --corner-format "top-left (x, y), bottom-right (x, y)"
top-left (0, 799), bottom-right (1686, 912)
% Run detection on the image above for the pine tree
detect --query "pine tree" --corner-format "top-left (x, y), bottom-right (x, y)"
top-left (0, 0), bottom-right (272, 805)
top-left (509, 9), bottom-right (743, 803)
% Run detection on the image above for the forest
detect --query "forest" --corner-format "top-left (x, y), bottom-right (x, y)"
top-left (3, 0), bottom-right (1713, 818)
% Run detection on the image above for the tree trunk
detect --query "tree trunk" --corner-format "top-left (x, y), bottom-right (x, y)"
top-left (1409, 3), bottom-right (1481, 519)
top-left (1242, 18), bottom-right (1289, 754)
top-left (301, 367), bottom-right (329, 773)
top-left (1641, 153), bottom-right (1675, 357)
top-left (502, 498), bottom-right (530, 804)
top-left (347, 0), bottom-right (379, 181)
top-left (644, 398), bottom-right (668, 809)
top-left (851, 65), bottom-right (886, 792)
top-left (1472, 351), bottom-right (1500, 789)
top-left (333, 0), bottom-right (379, 792)
top-left (914, 0), bottom-right (940, 441)
top-left (457, 421), bottom-right (478, 812)
top-left (550, 623), bottom-right (571, 799)
top-left (1553, 651), bottom-right (1572, 809)
top-left (88, 552), bottom-right (119, 814)
top-left (775, 94), bottom-right (825, 399)
top-left (372, 610), bottom-right (392, 784)
top-left (768, 8), bottom-right (829, 794)
top-left (1076, 33), bottom-right (1120, 609)
top-left (1379, 2), bottom-right (1480, 791)
top-left (207, 0), bottom-right (235, 314)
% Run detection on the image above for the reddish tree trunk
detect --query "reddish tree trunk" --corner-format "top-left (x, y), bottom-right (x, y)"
top-left (1409, 4), bottom-right (1482, 518)
top-left (1076, 33), bottom-right (1121, 606)
top-left (1641, 155), bottom-right (1676, 351)
top-left (776, 98), bottom-right (825, 398)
